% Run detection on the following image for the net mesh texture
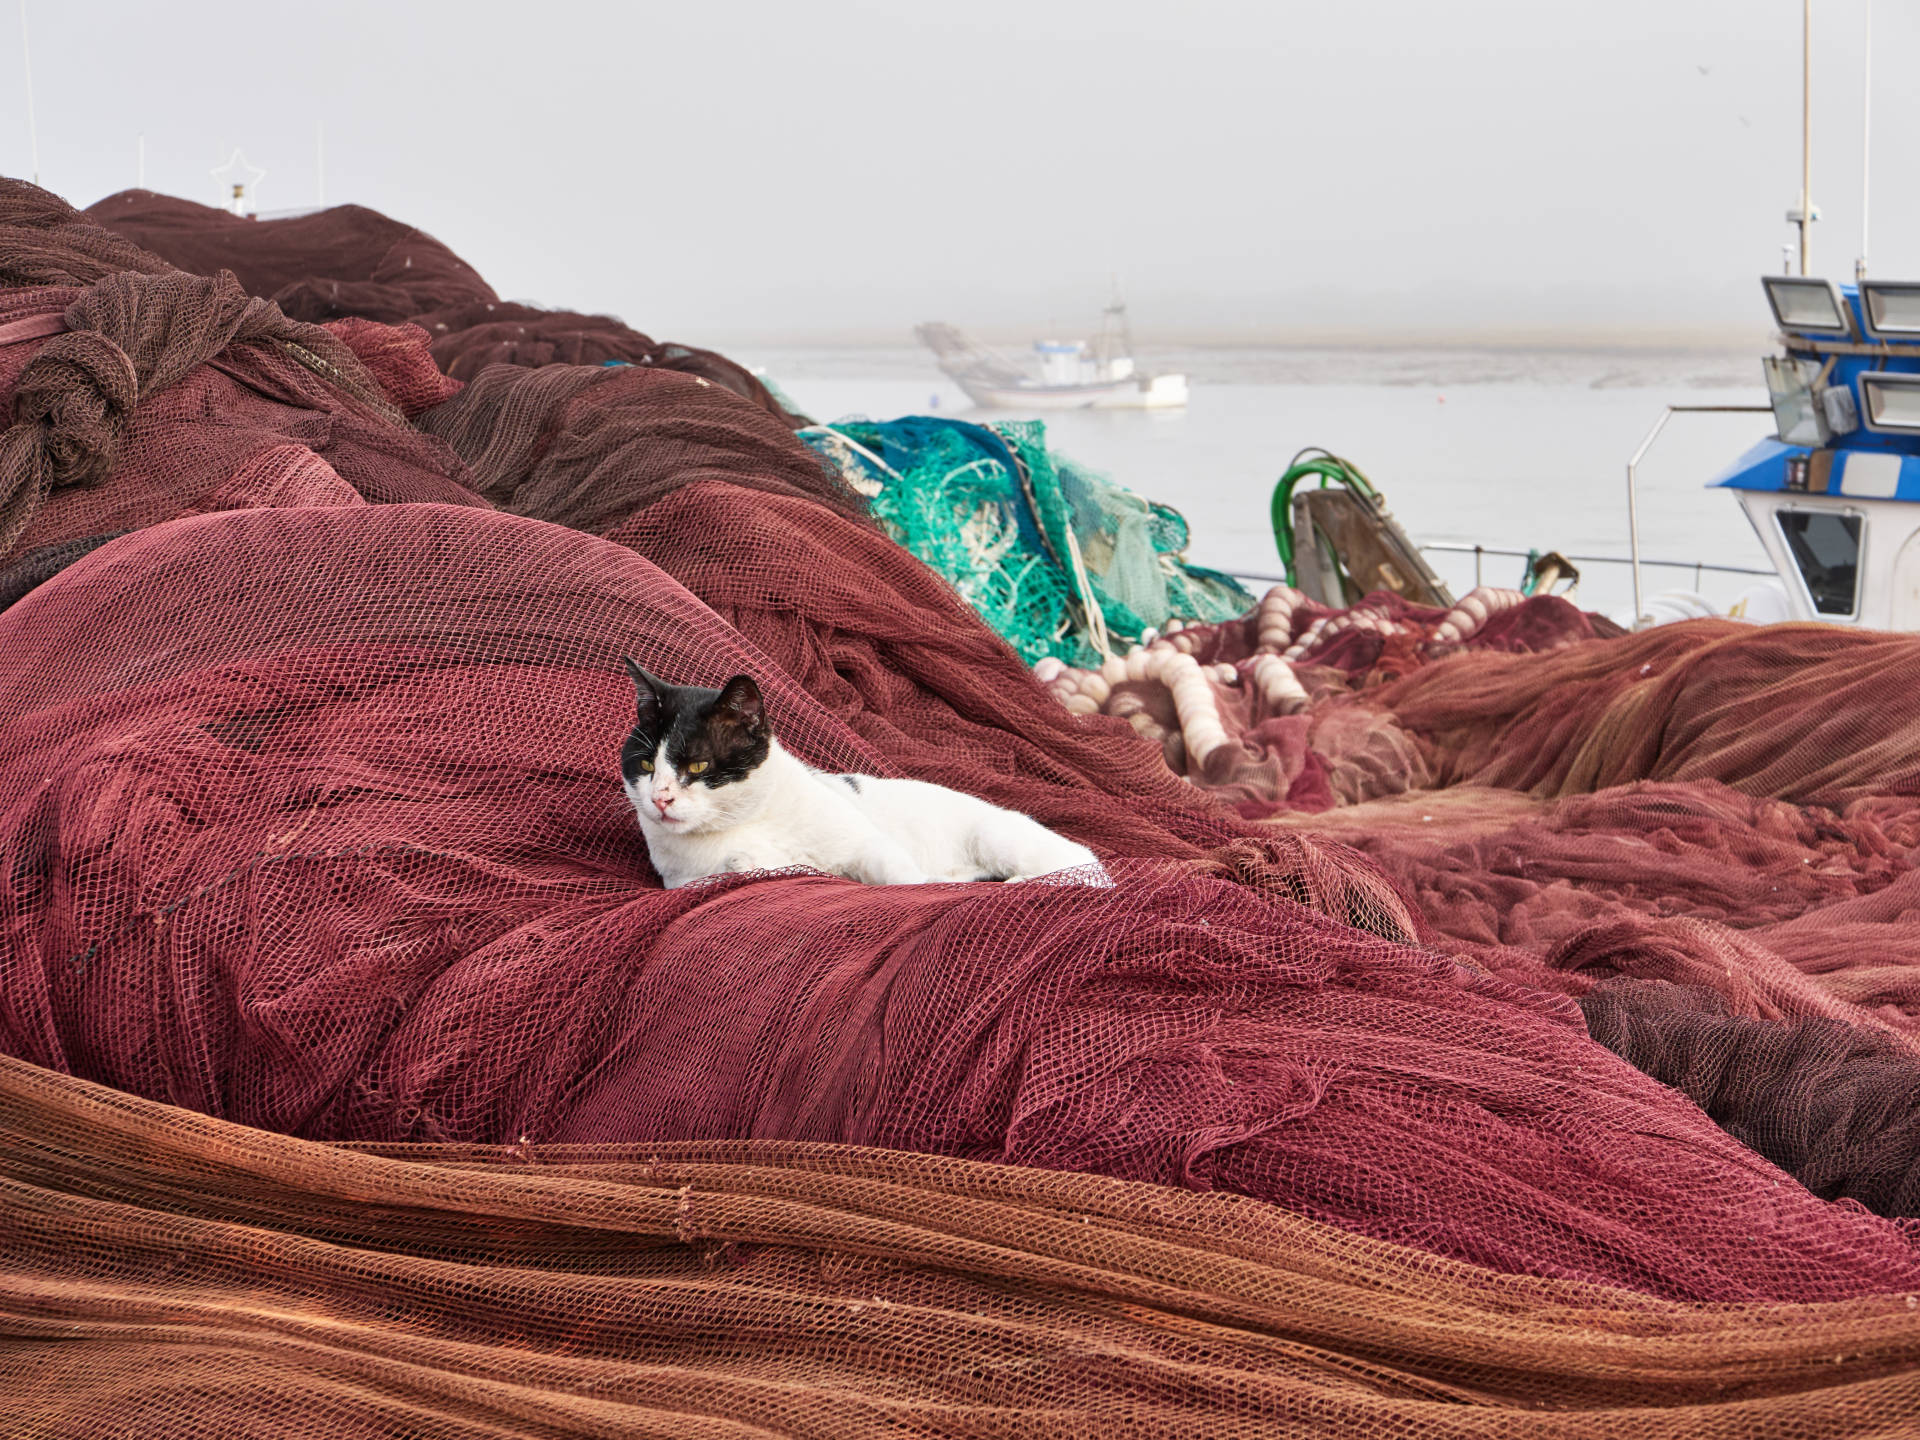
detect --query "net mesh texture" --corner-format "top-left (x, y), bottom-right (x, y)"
top-left (2, 177), bottom-right (1920, 1435)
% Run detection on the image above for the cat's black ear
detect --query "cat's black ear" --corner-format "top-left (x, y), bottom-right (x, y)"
top-left (624, 657), bottom-right (664, 722)
top-left (712, 674), bottom-right (768, 736)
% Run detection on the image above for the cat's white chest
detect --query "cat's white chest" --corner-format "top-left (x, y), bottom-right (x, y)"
top-left (635, 814), bottom-right (800, 889)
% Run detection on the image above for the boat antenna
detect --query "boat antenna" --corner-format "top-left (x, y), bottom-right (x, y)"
top-left (1797, 0), bottom-right (1813, 276)
top-left (18, 0), bottom-right (40, 186)
top-left (1101, 273), bottom-right (1134, 364)
top-left (1857, 0), bottom-right (1871, 282)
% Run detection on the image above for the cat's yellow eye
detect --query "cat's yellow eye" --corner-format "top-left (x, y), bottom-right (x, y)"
top-left (687, 761), bottom-right (710, 776)
top-left (639, 759), bottom-right (654, 773)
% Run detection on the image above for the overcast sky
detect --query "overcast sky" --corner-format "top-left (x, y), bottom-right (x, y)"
top-left (5, 0), bottom-right (1915, 344)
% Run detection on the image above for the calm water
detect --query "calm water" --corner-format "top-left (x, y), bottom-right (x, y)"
top-left (745, 345), bottom-right (1782, 624)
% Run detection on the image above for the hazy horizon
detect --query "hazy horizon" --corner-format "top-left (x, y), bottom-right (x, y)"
top-left (6, 1), bottom-right (1912, 350)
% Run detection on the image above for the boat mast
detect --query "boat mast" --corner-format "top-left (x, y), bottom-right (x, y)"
top-left (19, 1), bottom-right (40, 187)
top-left (1798, 0), bottom-right (1813, 276)
top-left (1857, 0), bottom-right (1871, 282)
top-left (1097, 274), bottom-right (1133, 365)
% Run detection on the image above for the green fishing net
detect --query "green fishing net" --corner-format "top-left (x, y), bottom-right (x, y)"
top-left (803, 416), bottom-right (1253, 667)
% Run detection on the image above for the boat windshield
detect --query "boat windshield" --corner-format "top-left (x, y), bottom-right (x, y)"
top-left (1775, 510), bottom-right (1862, 617)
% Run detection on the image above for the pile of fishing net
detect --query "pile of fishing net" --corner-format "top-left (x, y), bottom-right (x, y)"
top-left (5, 176), bottom-right (1920, 1433)
top-left (804, 415), bottom-right (1253, 665)
top-left (1039, 582), bottom-right (1920, 1209)
top-left (83, 187), bottom-right (805, 422)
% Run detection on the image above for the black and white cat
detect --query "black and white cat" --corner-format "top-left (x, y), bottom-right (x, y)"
top-left (620, 660), bottom-right (1100, 889)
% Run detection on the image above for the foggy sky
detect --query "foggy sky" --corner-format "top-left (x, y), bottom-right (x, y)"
top-left (5, 0), bottom-right (1914, 344)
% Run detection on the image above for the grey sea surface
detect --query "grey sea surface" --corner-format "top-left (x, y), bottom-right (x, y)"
top-left (745, 345), bottom-right (1782, 624)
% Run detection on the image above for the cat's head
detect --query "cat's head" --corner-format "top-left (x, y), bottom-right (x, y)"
top-left (620, 659), bottom-right (774, 835)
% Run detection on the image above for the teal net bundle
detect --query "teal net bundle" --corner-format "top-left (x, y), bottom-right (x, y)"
top-left (804, 415), bottom-right (1253, 665)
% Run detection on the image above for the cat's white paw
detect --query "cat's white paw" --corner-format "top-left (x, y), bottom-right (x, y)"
top-left (1002, 861), bottom-right (1110, 887)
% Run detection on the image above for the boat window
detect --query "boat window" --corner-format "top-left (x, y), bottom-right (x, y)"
top-left (1775, 510), bottom-right (1862, 617)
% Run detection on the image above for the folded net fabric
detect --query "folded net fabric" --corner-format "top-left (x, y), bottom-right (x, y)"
top-left (5, 1058), bottom-right (1920, 1440)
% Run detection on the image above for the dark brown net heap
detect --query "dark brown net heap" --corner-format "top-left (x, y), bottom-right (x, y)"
top-left (84, 187), bottom-right (808, 423)
top-left (3, 176), bottom-right (1920, 1436)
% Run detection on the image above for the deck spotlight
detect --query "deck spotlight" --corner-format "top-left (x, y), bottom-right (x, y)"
top-left (1858, 281), bottom-right (1920, 340)
top-left (1761, 276), bottom-right (1853, 337)
top-left (1858, 372), bottom-right (1920, 434)
top-left (1764, 357), bottom-right (1831, 445)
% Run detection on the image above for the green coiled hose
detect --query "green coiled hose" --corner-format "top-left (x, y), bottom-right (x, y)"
top-left (1269, 448), bottom-right (1381, 588)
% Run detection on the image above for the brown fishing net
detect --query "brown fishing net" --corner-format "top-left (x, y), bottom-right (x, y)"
top-left (6, 1056), bottom-right (1920, 1440)
top-left (82, 187), bottom-right (501, 323)
top-left (83, 187), bottom-right (806, 423)
top-left (6, 177), bottom-right (1920, 1432)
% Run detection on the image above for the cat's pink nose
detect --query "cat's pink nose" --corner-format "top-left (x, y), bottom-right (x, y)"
top-left (652, 793), bottom-right (675, 816)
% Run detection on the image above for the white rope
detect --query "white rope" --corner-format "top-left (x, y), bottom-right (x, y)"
top-left (797, 425), bottom-right (909, 489)
top-left (1062, 523), bottom-right (1114, 663)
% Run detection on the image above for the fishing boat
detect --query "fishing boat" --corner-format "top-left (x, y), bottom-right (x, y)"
top-left (1651, 275), bottom-right (1920, 629)
top-left (916, 294), bottom-right (1188, 411)
top-left (1603, 0), bottom-right (1920, 630)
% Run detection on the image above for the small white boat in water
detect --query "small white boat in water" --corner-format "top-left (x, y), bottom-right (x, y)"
top-left (916, 297), bottom-right (1188, 411)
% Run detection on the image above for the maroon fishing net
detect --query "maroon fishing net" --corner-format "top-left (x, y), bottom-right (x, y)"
top-left (5, 176), bottom-right (1920, 1434)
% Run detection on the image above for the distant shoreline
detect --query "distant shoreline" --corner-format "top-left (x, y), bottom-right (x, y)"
top-left (691, 329), bottom-right (1771, 354)
top-left (732, 341), bottom-right (1766, 392)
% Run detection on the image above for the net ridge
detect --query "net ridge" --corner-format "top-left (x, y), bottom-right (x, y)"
top-left (82, 186), bottom-right (807, 424)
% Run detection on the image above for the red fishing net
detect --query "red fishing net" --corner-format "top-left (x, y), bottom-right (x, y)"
top-left (6, 177), bottom-right (1920, 1432)
top-left (1043, 587), bottom-right (1920, 1044)
top-left (5, 496), bottom-right (1918, 1307)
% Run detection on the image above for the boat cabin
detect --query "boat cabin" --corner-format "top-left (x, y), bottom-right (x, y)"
top-left (1713, 276), bottom-right (1920, 627)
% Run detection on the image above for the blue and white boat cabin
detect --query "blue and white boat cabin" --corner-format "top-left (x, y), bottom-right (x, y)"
top-left (1714, 276), bottom-right (1920, 628)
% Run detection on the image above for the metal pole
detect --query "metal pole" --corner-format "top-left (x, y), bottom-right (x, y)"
top-left (1858, 0), bottom-right (1871, 282)
top-left (1625, 405), bottom-right (1773, 630)
top-left (1626, 412), bottom-right (1671, 626)
top-left (1800, 0), bottom-right (1813, 276)
top-left (19, 1), bottom-right (40, 187)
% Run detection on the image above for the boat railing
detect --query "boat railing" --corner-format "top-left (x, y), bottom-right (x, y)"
top-left (1418, 543), bottom-right (1775, 591)
top-left (1225, 545), bottom-right (1774, 597)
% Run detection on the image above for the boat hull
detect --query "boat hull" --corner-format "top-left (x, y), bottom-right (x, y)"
top-left (959, 373), bottom-right (1189, 411)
